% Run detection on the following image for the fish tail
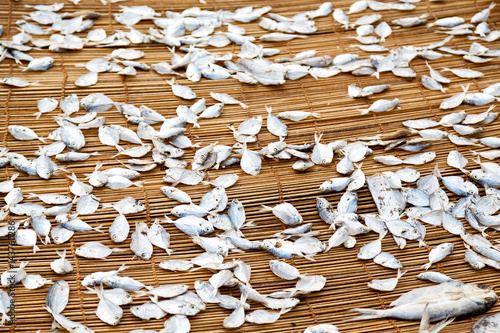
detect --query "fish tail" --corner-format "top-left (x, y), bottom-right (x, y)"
top-left (45, 235), bottom-right (51, 245)
top-left (33, 112), bottom-right (42, 119)
top-left (433, 316), bottom-right (455, 332)
top-left (93, 224), bottom-right (105, 233)
top-left (348, 308), bottom-right (386, 321)
top-left (56, 249), bottom-right (66, 258)
top-left (148, 294), bottom-right (159, 304)
top-left (93, 283), bottom-right (105, 299)
top-left (112, 247), bottom-right (127, 253)
top-left (165, 248), bottom-right (174, 255)
top-left (358, 108), bottom-right (370, 115)
top-left (162, 215), bottom-right (174, 223)
top-left (239, 102), bottom-right (249, 109)
top-left (0, 207), bottom-right (9, 221)
top-left (432, 163), bottom-right (442, 179)
top-left (242, 220), bottom-right (255, 228)
top-left (33, 245), bottom-right (40, 254)
top-left (101, 203), bottom-right (113, 209)
top-left (311, 112), bottom-right (321, 119)
top-left (421, 262), bottom-right (432, 270)
top-left (259, 205), bottom-right (273, 212)
top-left (43, 305), bottom-right (53, 315)
top-left (134, 290), bottom-right (148, 297)
top-left (133, 181), bottom-right (144, 187)
top-left (117, 263), bottom-right (128, 272)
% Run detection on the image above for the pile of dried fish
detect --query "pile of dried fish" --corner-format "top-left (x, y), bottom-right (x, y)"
top-left (1, 0), bottom-right (500, 332)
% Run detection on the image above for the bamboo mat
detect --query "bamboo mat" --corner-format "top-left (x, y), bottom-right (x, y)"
top-left (1, 0), bottom-right (500, 332)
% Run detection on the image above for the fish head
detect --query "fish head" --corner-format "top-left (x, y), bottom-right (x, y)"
top-left (464, 283), bottom-right (498, 305)
top-left (316, 197), bottom-right (330, 208)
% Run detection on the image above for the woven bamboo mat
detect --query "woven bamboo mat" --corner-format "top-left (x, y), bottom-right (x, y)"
top-left (1, 0), bottom-right (500, 332)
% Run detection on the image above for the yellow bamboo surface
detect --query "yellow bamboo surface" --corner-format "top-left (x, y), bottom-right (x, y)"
top-left (1, 0), bottom-right (500, 332)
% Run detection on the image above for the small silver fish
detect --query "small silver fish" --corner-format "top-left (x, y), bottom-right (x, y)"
top-left (167, 78), bottom-right (197, 100)
top-left (76, 241), bottom-right (125, 259)
top-left (368, 269), bottom-right (406, 291)
top-left (357, 98), bottom-right (400, 115)
top-left (45, 280), bottom-right (69, 319)
top-left (261, 202), bottom-right (303, 226)
top-left (422, 243), bottom-right (454, 270)
top-left (8, 125), bottom-right (45, 142)
top-left (51, 250), bottom-right (73, 275)
top-left (81, 93), bottom-right (114, 112)
top-left (1, 77), bottom-right (40, 87)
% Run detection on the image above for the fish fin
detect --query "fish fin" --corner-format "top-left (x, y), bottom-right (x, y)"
top-left (166, 78), bottom-right (175, 86)
top-left (117, 263), bottom-right (128, 272)
top-left (19, 261), bottom-right (29, 269)
top-left (279, 306), bottom-right (293, 315)
top-left (134, 290), bottom-right (148, 297)
top-left (242, 221), bottom-right (255, 228)
top-left (83, 286), bottom-right (96, 294)
top-left (45, 235), bottom-right (51, 245)
top-left (303, 254), bottom-right (316, 262)
top-left (94, 283), bottom-right (105, 299)
top-left (432, 163), bottom-right (442, 179)
top-left (43, 305), bottom-right (54, 316)
top-left (259, 205), bottom-right (273, 212)
top-left (33, 111), bottom-right (42, 119)
top-left (33, 245), bottom-right (40, 254)
top-left (193, 122), bottom-right (200, 129)
top-left (165, 248), bottom-right (174, 255)
top-left (111, 247), bottom-right (127, 253)
top-left (93, 224), bottom-right (104, 233)
top-left (239, 102), bottom-right (248, 109)
top-left (0, 207), bottom-right (9, 221)
top-left (133, 181), bottom-right (144, 187)
top-left (357, 108), bottom-right (370, 115)
top-left (419, 303), bottom-right (430, 332)
top-left (162, 215), bottom-right (174, 223)
top-left (56, 249), bottom-right (66, 259)
top-left (430, 317), bottom-right (455, 333)
top-left (67, 173), bottom-right (77, 182)
top-left (148, 294), bottom-right (159, 304)
top-left (348, 308), bottom-right (386, 321)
